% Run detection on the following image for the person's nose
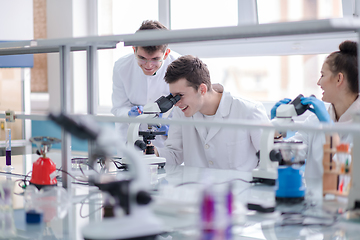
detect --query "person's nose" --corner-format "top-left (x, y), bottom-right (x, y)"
top-left (317, 78), bottom-right (321, 86)
top-left (175, 100), bottom-right (181, 107)
top-left (144, 61), bottom-right (153, 67)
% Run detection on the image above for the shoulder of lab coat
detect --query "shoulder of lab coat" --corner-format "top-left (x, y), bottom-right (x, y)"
top-left (111, 53), bottom-right (138, 117)
top-left (329, 94), bottom-right (360, 123)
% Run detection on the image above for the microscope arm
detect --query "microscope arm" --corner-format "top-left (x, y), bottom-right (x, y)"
top-left (127, 94), bottom-right (180, 151)
top-left (253, 96), bottom-right (305, 184)
top-left (127, 113), bottom-right (157, 150)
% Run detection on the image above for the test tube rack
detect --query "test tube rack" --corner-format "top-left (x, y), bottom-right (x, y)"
top-left (322, 143), bottom-right (353, 197)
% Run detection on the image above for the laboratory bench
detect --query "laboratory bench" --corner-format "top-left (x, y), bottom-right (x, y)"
top-left (0, 153), bottom-right (359, 240)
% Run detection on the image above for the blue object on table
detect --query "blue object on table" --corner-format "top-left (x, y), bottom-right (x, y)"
top-left (26, 210), bottom-right (43, 224)
top-left (275, 166), bottom-right (306, 202)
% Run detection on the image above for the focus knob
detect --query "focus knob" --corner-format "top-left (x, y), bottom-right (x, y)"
top-left (136, 190), bottom-right (152, 205)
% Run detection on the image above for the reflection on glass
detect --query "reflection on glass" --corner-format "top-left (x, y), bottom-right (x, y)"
top-left (257, 0), bottom-right (343, 24)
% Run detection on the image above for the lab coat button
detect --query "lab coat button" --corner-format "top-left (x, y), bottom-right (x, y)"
top-left (205, 144), bottom-right (209, 149)
top-left (209, 161), bottom-right (213, 165)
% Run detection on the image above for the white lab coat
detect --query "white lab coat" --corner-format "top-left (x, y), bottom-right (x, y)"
top-left (289, 95), bottom-right (360, 178)
top-left (158, 91), bottom-right (270, 172)
top-left (111, 52), bottom-right (180, 154)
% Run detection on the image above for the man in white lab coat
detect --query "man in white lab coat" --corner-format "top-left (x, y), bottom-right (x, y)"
top-left (156, 55), bottom-right (270, 171)
top-left (111, 20), bottom-right (180, 155)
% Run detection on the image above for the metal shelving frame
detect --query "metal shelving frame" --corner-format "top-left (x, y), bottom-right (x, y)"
top-left (1, 18), bottom-right (360, 208)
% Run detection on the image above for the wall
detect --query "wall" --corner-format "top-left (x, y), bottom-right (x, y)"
top-left (0, 0), bottom-right (33, 40)
top-left (0, 0), bottom-right (34, 142)
top-left (47, 0), bottom-right (97, 113)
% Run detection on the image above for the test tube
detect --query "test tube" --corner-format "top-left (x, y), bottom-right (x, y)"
top-left (4, 129), bottom-right (14, 172)
top-left (5, 129), bottom-right (11, 166)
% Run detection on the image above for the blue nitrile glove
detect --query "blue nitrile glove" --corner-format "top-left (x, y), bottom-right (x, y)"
top-left (270, 98), bottom-right (292, 119)
top-left (128, 105), bottom-right (143, 117)
top-left (157, 113), bottom-right (169, 136)
top-left (301, 97), bottom-right (332, 123)
top-left (157, 125), bottom-right (169, 136)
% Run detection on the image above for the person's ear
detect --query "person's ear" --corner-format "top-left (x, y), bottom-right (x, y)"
top-left (336, 72), bottom-right (344, 86)
top-left (132, 46), bottom-right (136, 54)
top-left (163, 48), bottom-right (171, 60)
top-left (199, 84), bottom-right (207, 95)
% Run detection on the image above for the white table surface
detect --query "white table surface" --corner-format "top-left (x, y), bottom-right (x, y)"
top-left (0, 153), bottom-right (359, 240)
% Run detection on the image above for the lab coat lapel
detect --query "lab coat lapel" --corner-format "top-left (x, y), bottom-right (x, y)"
top-left (205, 116), bottom-right (221, 143)
top-left (205, 91), bottom-right (231, 143)
top-left (193, 112), bottom-right (207, 142)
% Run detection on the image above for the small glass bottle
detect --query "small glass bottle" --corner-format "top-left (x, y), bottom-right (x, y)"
top-left (4, 129), bottom-right (14, 172)
top-left (335, 143), bottom-right (351, 174)
top-left (5, 129), bottom-right (11, 165)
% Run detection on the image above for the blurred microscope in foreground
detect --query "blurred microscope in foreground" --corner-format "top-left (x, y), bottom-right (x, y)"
top-left (49, 112), bottom-right (165, 240)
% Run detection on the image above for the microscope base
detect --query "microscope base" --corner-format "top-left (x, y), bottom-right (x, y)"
top-left (122, 155), bottom-right (166, 167)
top-left (82, 208), bottom-right (163, 240)
top-left (252, 177), bottom-right (276, 185)
top-left (143, 155), bottom-right (166, 166)
top-left (252, 168), bottom-right (277, 185)
top-left (276, 196), bottom-right (304, 204)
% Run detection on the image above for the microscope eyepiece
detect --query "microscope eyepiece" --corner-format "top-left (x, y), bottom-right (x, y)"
top-left (155, 93), bottom-right (181, 113)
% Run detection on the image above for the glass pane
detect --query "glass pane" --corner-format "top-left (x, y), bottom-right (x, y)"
top-left (203, 54), bottom-right (326, 103)
top-left (257, 0), bottom-right (343, 24)
top-left (97, 0), bottom-right (159, 108)
top-left (98, 0), bottom-right (159, 35)
top-left (0, 69), bottom-right (23, 140)
top-left (170, 0), bottom-right (238, 30)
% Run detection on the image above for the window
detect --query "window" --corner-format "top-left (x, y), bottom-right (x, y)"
top-left (96, 0), bottom-right (345, 115)
top-left (170, 0), bottom-right (238, 29)
top-left (257, 0), bottom-right (343, 24)
top-left (203, 54), bottom-right (327, 102)
top-left (97, 0), bottom-right (158, 109)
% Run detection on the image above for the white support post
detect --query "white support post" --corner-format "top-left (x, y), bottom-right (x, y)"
top-left (159, 0), bottom-right (171, 29)
top-left (347, 30), bottom-right (360, 209)
top-left (60, 45), bottom-right (72, 189)
top-left (86, 45), bottom-right (98, 159)
top-left (22, 68), bottom-right (32, 153)
top-left (238, 0), bottom-right (258, 25)
top-left (342, 0), bottom-right (355, 17)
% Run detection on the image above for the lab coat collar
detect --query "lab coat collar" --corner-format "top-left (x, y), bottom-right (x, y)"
top-left (328, 94), bottom-right (360, 123)
top-left (193, 90), bottom-right (232, 143)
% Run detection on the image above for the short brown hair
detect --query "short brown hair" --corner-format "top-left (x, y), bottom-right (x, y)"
top-left (135, 20), bottom-right (168, 54)
top-left (165, 55), bottom-right (212, 91)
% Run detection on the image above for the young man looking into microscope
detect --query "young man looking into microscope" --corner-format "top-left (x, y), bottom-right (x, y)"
top-left (154, 55), bottom-right (270, 171)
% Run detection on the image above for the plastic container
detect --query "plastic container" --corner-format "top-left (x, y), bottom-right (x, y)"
top-left (335, 143), bottom-right (351, 174)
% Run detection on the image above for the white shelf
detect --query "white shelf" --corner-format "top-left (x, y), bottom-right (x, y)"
top-left (1, 18), bottom-right (360, 55)
top-left (0, 39), bottom-right (118, 56)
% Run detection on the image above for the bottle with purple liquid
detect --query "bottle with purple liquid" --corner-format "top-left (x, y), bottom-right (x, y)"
top-left (4, 129), bottom-right (14, 172)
